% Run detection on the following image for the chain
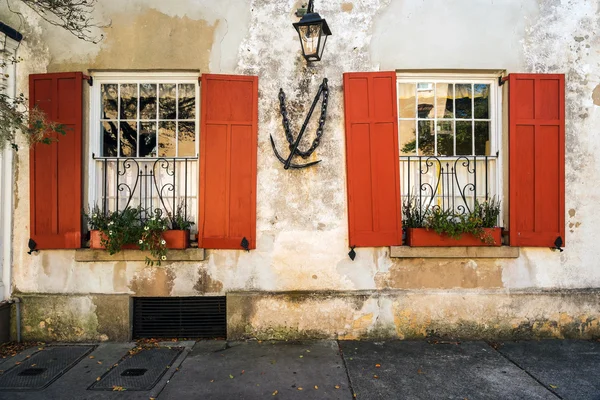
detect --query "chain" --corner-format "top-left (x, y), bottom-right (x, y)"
top-left (278, 79), bottom-right (329, 159)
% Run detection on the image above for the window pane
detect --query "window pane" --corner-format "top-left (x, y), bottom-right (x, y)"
top-left (140, 84), bottom-right (157, 120)
top-left (158, 121), bottom-right (176, 157)
top-left (398, 83), bottom-right (416, 118)
top-left (436, 121), bottom-right (454, 156)
top-left (475, 121), bottom-right (490, 155)
top-left (102, 121), bottom-right (118, 157)
top-left (139, 122), bottom-right (157, 157)
top-left (399, 120), bottom-right (416, 155)
top-left (178, 122), bottom-right (196, 156)
top-left (456, 121), bottom-right (472, 155)
top-left (417, 83), bottom-right (434, 118)
top-left (159, 84), bottom-right (176, 119)
top-left (120, 84), bottom-right (138, 120)
top-left (436, 83), bottom-right (454, 119)
top-left (418, 120), bottom-right (434, 156)
top-left (120, 121), bottom-right (137, 157)
top-left (101, 84), bottom-right (118, 120)
top-left (178, 84), bottom-right (196, 119)
top-left (455, 84), bottom-right (472, 118)
top-left (474, 84), bottom-right (490, 119)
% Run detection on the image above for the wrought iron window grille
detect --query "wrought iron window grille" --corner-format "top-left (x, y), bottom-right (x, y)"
top-left (92, 155), bottom-right (196, 227)
top-left (401, 155), bottom-right (499, 224)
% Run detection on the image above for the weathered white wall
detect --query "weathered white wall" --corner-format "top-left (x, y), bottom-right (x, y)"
top-left (3, 0), bottom-right (600, 339)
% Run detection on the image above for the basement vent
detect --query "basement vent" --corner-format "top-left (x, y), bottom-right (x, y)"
top-left (132, 297), bottom-right (226, 339)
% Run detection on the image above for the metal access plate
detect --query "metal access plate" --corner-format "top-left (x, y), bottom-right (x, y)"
top-left (89, 347), bottom-right (182, 391)
top-left (0, 345), bottom-right (94, 390)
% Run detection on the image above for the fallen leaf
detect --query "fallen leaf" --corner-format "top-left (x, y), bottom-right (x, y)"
top-left (335, 385), bottom-right (340, 389)
top-left (31, 364), bottom-right (36, 367)
top-left (297, 387), bottom-right (303, 391)
top-left (210, 379), bottom-right (214, 383)
top-left (150, 398), bottom-right (156, 400)
top-left (272, 390), bottom-right (278, 395)
top-left (375, 364), bottom-right (381, 368)
top-left (241, 370), bottom-right (245, 374)
top-left (314, 385), bottom-right (318, 389)
top-left (549, 385), bottom-right (558, 389)
top-left (306, 350), bottom-right (310, 353)
top-left (229, 374), bottom-right (234, 379)
top-left (15, 362), bottom-right (20, 365)
top-left (299, 355), bottom-right (303, 358)
top-left (89, 356), bottom-right (95, 359)
top-left (417, 368), bottom-right (424, 375)
top-left (349, 357), bottom-right (353, 360)
top-left (373, 375), bottom-right (379, 379)
top-left (271, 360), bottom-right (276, 364)
top-left (97, 361), bottom-right (102, 364)
top-left (96, 377), bottom-right (101, 381)
top-left (112, 385), bottom-right (126, 391)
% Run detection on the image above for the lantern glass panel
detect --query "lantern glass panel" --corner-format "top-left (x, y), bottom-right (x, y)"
top-left (299, 23), bottom-right (323, 57)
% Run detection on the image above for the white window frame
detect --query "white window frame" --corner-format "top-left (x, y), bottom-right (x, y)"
top-left (87, 71), bottom-right (201, 229)
top-left (396, 71), bottom-right (504, 225)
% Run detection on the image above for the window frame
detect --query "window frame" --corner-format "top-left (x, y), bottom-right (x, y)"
top-left (87, 71), bottom-right (201, 226)
top-left (396, 71), bottom-right (505, 229)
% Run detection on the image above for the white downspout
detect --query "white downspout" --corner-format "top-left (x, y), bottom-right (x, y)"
top-left (1, 36), bottom-right (18, 301)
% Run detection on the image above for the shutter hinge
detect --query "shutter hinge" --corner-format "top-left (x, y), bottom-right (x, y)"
top-left (498, 76), bottom-right (509, 86)
top-left (552, 236), bottom-right (564, 252)
top-left (348, 246), bottom-right (356, 261)
top-left (27, 238), bottom-right (39, 255)
top-left (82, 74), bottom-right (93, 86)
top-left (240, 237), bottom-right (250, 252)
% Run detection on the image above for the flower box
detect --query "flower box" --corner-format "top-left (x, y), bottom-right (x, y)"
top-left (405, 227), bottom-right (502, 247)
top-left (89, 230), bottom-right (190, 250)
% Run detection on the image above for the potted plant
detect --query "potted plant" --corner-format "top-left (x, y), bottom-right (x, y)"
top-left (87, 205), bottom-right (143, 253)
top-left (163, 203), bottom-right (194, 250)
top-left (403, 197), bottom-right (502, 246)
top-left (86, 204), bottom-right (194, 265)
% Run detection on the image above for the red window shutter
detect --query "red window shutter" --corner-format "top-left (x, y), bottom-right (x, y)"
top-left (29, 72), bottom-right (83, 249)
top-left (343, 72), bottom-right (402, 247)
top-left (509, 73), bottom-right (565, 247)
top-left (199, 74), bottom-right (258, 249)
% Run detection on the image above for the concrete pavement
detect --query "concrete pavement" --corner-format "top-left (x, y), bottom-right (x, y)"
top-left (0, 339), bottom-right (598, 399)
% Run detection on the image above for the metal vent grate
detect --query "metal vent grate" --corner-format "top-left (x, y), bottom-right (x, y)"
top-left (132, 297), bottom-right (226, 339)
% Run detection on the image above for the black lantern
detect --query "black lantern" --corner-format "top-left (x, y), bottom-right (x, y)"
top-left (293, 0), bottom-right (332, 62)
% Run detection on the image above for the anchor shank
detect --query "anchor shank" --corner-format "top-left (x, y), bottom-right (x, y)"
top-left (284, 80), bottom-right (326, 170)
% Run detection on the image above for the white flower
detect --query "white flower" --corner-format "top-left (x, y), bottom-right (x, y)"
top-left (161, 240), bottom-right (166, 245)
top-left (109, 230), bottom-right (113, 235)
top-left (138, 240), bottom-right (143, 244)
top-left (92, 214), bottom-right (97, 218)
top-left (161, 255), bottom-right (167, 260)
top-left (108, 221), bottom-right (114, 226)
top-left (144, 226), bottom-right (149, 231)
top-left (151, 217), bottom-right (156, 221)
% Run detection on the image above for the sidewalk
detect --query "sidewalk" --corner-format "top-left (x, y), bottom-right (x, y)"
top-left (0, 339), bottom-right (598, 399)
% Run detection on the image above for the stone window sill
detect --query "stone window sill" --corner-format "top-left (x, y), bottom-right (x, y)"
top-left (389, 246), bottom-right (519, 258)
top-left (75, 248), bottom-right (205, 262)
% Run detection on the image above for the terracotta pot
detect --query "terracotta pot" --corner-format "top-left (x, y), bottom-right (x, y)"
top-left (405, 227), bottom-right (502, 247)
top-left (89, 230), bottom-right (190, 250)
top-left (89, 230), bottom-right (138, 250)
top-left (162, 230), bottom-right (190, 249)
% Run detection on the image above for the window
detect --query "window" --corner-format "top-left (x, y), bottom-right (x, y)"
top-left (88, 72), bottom-right (199, 232)
top-left (343, 71), bottom-right (564, 248)
top-left (397, 73), bottom-right (501, 225)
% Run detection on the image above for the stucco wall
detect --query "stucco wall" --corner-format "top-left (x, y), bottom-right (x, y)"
top-left (3, 0), bottom-right (600, 340)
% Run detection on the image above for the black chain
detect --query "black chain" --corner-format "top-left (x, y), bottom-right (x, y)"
top-left (278, 79), bottom-right (329, 159)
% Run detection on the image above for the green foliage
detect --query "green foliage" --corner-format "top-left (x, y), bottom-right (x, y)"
top-left (169, 202), bottom-right (195, 231)
top-left (85, 205), bottom-right (193, 266)
top-left (0, 92), bottom-right (67, 151)
top-left (403, 197), bottom-right (501, 244)
top-left (139, 210), bottom-right (169, 266)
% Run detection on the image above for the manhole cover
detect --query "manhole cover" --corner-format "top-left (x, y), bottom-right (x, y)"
top-left (89, 347), bottom-right (182, 391)
top-left (0, 345), bottom-right (94, 390)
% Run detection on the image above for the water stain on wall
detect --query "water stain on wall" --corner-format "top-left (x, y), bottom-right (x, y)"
top-left (48, 8), bottom-right (217, 72)
top-left (129, 267), bottom-right (175, 296)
